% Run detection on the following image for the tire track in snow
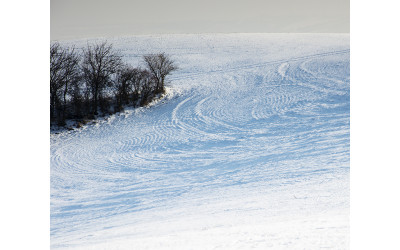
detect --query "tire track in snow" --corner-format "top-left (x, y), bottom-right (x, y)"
top-left (169, 49), bottom-right (350, 81)
top-left (51, 36), bottom-right (350, 249)
top-left (171, 95), bottom-right (233, 141)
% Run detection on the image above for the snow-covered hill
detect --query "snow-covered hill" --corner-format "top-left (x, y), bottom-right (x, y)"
top-left (51, 34), bottom-right (350, 249)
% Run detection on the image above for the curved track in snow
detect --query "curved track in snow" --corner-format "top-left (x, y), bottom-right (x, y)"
top-left (51, 34), bottom-right (350, 249)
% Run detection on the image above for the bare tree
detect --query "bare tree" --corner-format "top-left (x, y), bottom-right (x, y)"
top-left (69, 79), bottom-right (89, 119)
top-left (115, 66), bottom-right (157, 108)
top-left (139, 70), bottom-right (157, 106)
top-left (131, 68), bottom-right (150, 105)
top-left (50, 42), bottom-right (80, 124)
top-left (50, 40), bottom-right (177, 127)
top-left (143, 53), bottom-right (177, 94)
top-left (50, 42), bottom-right (65, 121)
top-left (114, 65), bottom-right (139, 110)
top-left (81, 41), bottom-right (122, 115)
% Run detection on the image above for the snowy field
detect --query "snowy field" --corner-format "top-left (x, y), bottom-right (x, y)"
top-left (51, 34), bottom-right (350, 249)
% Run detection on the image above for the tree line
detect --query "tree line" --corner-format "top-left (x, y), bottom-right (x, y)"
top-left (50, 41), bottom-right (177, 127)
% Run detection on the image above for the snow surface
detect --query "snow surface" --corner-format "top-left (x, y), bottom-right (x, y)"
top-left (51, 34), bottom-right (350, 249)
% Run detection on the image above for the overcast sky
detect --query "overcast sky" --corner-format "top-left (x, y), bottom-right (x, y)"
top-left (51, 0), bottom-right (349, 40)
